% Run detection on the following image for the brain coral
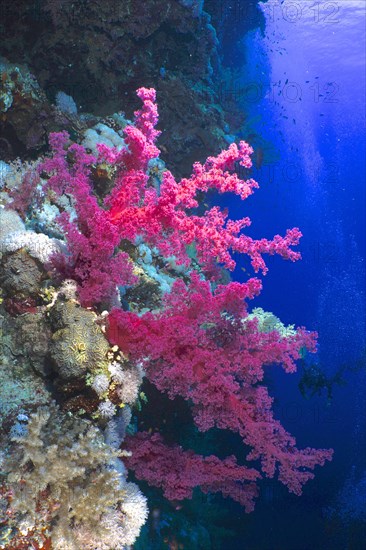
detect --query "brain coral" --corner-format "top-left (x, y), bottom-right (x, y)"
top-left (49, 301), bottom-right (110, 380)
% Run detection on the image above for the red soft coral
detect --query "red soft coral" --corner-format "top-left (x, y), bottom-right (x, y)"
top-left (104, 99), bottom-right (302, 272)
top-left (41, 132), bottom-right (136, 306)
top-left (108, 274), bottom-right (333, 503)
top-left (124, 431), bottom-right (260, 512)
top-left (39, 87), bottom-right (332, 508)
top-left (41, 87), bottom-right (303, 303)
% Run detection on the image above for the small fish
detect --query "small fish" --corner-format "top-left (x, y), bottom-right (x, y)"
top-left (255, 147), bottom-right (264, 169)
top-left (285, 78), bottom-right (288, 85)
top-left (293, 119), bottom-right (296, 124)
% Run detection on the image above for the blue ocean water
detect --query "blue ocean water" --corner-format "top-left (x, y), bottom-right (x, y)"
top-left (219, 1), bottom-right (365, 547)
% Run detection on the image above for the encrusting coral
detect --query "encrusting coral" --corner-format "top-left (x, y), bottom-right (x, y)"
top-left (0, 249), bottom-right (45, 296)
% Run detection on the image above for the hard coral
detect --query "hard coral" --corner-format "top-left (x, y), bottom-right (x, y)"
top-left (0, 249), bottom-right (45, 297)
top-left (1, 229), bottom-right (64, 265)
top-left (11, 312), bottom-right (52, 376)
top-left (0, 60), bottom-right (66, 156)
top-left (0, 0), bottom-right (225, 174)
top-left (49, 300), bottom-right (109, 380)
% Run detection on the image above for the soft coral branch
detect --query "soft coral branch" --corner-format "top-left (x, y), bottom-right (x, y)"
top-left (41, 87), bottom-right (303, 304)
top-left (108, 274), bottom-right (333, 501)
top-left (124, 431), bottom-right (260, 512)
top-left (40, 132), bottom-right (136, 306)
top-left (104, 112), bottom-right (302, 272)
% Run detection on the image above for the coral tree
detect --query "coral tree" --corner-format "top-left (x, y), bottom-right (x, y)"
top-left (41, 88), bottom-right (302, 305)
top-left (40, 87), bottom-right (332, 512)
top-left (109, 274), bottom-right (332, 510)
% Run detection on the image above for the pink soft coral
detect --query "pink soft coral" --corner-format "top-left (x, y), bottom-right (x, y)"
top-left (41, 87), bottom-right (302, 304)
top-left (124, 431), bottom-right (260, 512)
top-left (40, 88), bottom-right (332, 507)
top-left (40, 132), bottom-right (136, 306)
top-left (108, 274), bottom-right (333, 504)
top-left (103, 89), bottom-right (301, 272)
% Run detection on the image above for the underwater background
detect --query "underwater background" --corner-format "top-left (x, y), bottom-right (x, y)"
top-left (217, 1), bottom-right (366, 548)
top-left (0, 1), bottom-right (365, 549)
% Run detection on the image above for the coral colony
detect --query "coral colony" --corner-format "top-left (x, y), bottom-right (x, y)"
top-left (0, 88), bottom-right (332, 548)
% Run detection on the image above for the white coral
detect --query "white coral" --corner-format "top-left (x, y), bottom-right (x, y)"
top-left (74, 482), bottom-right (148, 549)
top-left (98, 399), bottom-right (116, 419)
top-left (108, 361), bottom-right (143, 404)
top-left (245, 307), bottom-right (297, 338)
top-left (82, 123), bottom-right (125, 155)
top-left (104, 407), bottom-right (132, 449)
top-left (137, 243), bottom-right (153, 265)
top-left (59, 279), bottom-right (78, 301)
top-left (91, 373), bottom-right (110, 396)
top-left (0, 207), bottom-right (25, 239)
top-left (108, 361), bottom-right (125, 384)
top-left (120, 482), bottom-right (149, 545)
top-left (116, 366), bottom-right (143, 404)
top-left (73, 483), bottom-right (148, 549)
top-left (1, 229), bottom-right (65, 264)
